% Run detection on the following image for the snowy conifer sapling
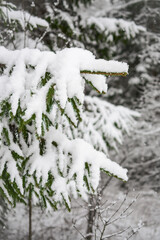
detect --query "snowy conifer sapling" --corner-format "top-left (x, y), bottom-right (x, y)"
top-left (0, 46), bottom-right (138, 210)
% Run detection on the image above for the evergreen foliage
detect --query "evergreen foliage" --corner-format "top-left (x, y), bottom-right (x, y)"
top-left (0, 46), bottom-right (138, 210)
top-left (0, 0), bottom-right (48, 49)
top-left (0, 0), bottom-right (141, 212)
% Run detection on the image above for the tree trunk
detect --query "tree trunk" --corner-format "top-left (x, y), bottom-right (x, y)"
top-left (86, 195), bottom-right (96, 240)
top-left (28, 197), bottom-right (32, 240)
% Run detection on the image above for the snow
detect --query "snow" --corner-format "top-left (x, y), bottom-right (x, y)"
top-left (67, 96), bottom-right (140, 154)
top-left (82, 59), bottom-right (128, 73)
top-left (0, 47), bottom-right (128, 112)
top-left (22, 126), bottom-right (128, 204)
top-left (0, 46), bottom-right (133, 207)
top-left (85, 17), bottom-right (145, 40)
top-left (52, 128), bottom-right (128, 196)
top-left (7, 32), bottom-right (49, 50)
top-left (58, 10), bottom-right (75, 31)
top-left (129, 77), bottom-right (140, 85)
top-left (5, 189), bottom-right (160, 240)
top-left (1, 5), bottom-right (49, 30)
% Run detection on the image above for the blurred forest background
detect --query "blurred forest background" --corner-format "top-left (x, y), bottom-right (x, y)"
top-left (0, 0), bottom-right (160, 239)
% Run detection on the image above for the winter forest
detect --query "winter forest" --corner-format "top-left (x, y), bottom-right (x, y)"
top-left (0, 0), bottom-right (160, 239)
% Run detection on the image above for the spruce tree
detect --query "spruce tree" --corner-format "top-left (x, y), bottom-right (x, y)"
top-left (0, 1), bottom-right (144, 239)
top-left (0, 46), bottom-right (137, 210)
top-left (107, 0), bottom-right (160, 190)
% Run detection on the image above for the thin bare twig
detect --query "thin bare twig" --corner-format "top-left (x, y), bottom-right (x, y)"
top-left (73, 224), bottom-right (87, 240)
top-left (126, 224), bottom-right (143, 240)
top-left (35, 27), bottom-right (49, 48)
top-left (106, 195), bottom-right (127, 223)
top-left (102, 226), bottom-right (130, 239)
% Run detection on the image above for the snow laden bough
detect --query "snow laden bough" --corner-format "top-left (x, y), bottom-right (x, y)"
top-left (0, 47), bottom-right (135, 210)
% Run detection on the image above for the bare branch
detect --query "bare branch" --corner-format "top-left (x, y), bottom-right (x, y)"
top-left (126, 224), bottom-right (143, 240)
top-left (106, 195), bottom-right (127, 223)
top-left (73, 224), bottom-right (87, 240)
top-left (35, 27), bottom-right (49, 48)
top-left (102, 226), bottom-right (130, 239)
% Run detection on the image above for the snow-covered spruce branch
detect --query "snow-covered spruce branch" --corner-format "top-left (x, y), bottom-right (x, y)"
top-left (84, 17), bottom-right (145, 42)
top-left (0, 1), bottom-right (49, 49)
top-left (0, 1), bottom-right (49, 30)
top-left (65, 96), bottom-right (140, 155)
top-left (0, 46), bottom-right (138, 210)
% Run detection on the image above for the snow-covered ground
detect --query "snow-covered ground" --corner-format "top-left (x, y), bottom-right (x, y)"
top-left (3, 187), bottom-right (160, 240)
